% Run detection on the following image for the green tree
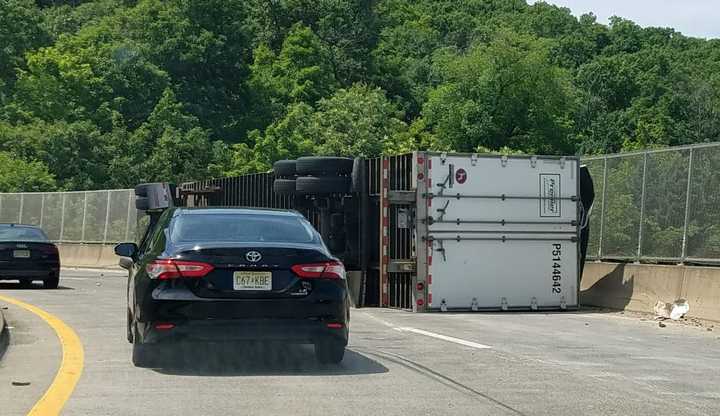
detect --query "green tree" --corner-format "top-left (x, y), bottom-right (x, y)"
top-left (0, 152), bottom-right (56, 192)
top-left (423, 32), bottom-right (577, 154)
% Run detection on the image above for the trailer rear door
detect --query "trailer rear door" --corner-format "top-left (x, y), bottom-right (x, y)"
top-left (423, 154), bottom-right (580, 310)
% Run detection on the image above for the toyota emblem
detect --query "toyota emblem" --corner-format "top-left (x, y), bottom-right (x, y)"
top-left (245, 251), bottom-right (262, 263)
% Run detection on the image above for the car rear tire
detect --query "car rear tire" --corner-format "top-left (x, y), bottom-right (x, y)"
top-left (273, 179), bottom-right (297, 195)
top-left (295, 176), bottom-right (350, 194)
top-left (132, 343), bottom-right (162, 368)
top-left (273, 160), bottom-right (297, 177)
top-left (43, 274), bottom-right (59, 289)
top-left (296, 157), bottom-right (354, 176)
top-left (315, 339), bottom-right (345, 364)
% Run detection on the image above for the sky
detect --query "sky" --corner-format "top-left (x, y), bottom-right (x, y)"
top-left (528, 0), bottom-right (719, 39)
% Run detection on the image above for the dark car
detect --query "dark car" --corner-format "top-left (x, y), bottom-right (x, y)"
top-left (115, 207), bottom-right (350, 367)
top-left (0, 224), bottom-right (60, 289)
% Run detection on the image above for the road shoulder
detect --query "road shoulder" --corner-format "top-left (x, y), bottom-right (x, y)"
top-left (0, 302), bottom-right (61, 416)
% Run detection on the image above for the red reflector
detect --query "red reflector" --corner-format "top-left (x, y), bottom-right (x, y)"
top-left (416, 282), bottom-right (424, 291)
top-left (154, 323), bottom-right (175, 330)
top-left (326, 323), bottom-right (344, 329)
top-left (291, 261), bottom-right (346, 279)
top-left (146, 259), bottom-right (214, 280)
top-left (416, 299), bottom-right (424, 306)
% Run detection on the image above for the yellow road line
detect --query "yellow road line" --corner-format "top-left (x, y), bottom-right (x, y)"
top-left (0, 294), bottom-right (84, 416)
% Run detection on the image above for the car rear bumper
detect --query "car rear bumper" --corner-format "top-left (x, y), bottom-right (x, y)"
top-left (139, 318), bottom-right (349, 345)
top-left (0, 266), bottom-right (59, 279)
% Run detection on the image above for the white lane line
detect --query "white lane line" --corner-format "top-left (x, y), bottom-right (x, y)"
top-left (396, 327), bottom-right (492, 349)
top-left (360, 312), bottom-right (492, 350)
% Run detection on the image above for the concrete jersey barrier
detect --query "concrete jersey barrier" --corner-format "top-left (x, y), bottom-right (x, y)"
top-left (581, 262), bottom-right (720, 323)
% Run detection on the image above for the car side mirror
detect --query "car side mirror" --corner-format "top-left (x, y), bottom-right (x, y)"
top-left (114, 242), bottom-right (138, 258)
top-left (118, 257), bottom-right (134, 270)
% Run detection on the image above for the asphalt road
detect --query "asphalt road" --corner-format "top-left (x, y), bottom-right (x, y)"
top-left (0, 269), bottom-right (719, 416)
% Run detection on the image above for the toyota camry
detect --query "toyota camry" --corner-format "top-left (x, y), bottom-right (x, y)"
top-left (114, 207), bottom-right (350, 367)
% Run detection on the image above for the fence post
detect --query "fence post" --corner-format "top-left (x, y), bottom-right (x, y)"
top-left (636, 152), bottom-right (648, 262)
top-left (680, 148), bottom-right (694, 263)
top-left (80, 192), bottom-right (88, 242)
top-left (18, 194), bottom-right (24, 224)
top-left (39, 193), bottom-right (45, 228)
top-left (597, 157), bottom-right (608, 258)
top-left (124, 191), bottom-right (133, 241)
top-left (102, 191), bottom-right (111, 244)
top-left (59, 193), bottom-right (66, 242)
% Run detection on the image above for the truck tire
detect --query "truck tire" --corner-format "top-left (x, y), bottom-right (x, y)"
top-left (273, 179), bottom-right (297, 195)
top-left (296, 157), bottom-right (354, 176)
top-left (273, 160), bottom-right (297, 177)
top-left (295, 176), bottom-right (350, 194)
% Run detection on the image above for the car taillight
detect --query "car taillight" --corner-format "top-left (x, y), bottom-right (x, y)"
top-left (291, 261), bottom-right (345, 280)
top-left (146, 259), bottom-right (214, 280)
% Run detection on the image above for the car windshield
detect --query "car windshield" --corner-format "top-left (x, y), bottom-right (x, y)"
top-left (0, 227), bottom-right (49, 242)
top-left (170, 213), bottom-right (317, 244)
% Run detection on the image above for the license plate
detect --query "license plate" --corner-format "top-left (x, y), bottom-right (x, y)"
top-left (13, 250), bottom-right (30, 258)
top-left (233, 271), bottom-right (272, 291)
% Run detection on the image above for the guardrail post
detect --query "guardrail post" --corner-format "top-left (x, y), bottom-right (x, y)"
top-left (636, 152), bottom-right (648, 262)
top-left (59, 193), bottom-right (66, 242)
top-left (18, 193), bottom-right (24, 224)
top-left (124, 191), bottom-right (133, 242)
top-left (597, 157), bottom-right (608, 258)
top-left (39, 193), bottom-right (45, 228)
top-left (102, 191), bottom-right (111, 244)
top-left (680, 148), bottom-right (694, 263)
top-left (80, 192), bottom-right (88, 242)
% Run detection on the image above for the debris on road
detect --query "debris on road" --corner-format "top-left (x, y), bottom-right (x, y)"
top-left (659, 322), bottom-right (667, 328)
top-left (654, 299), bottom-right (689, 320)
top-left (11, 381), bottom-right (31, 386)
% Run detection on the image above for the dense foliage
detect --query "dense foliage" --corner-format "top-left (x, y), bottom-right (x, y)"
top-left (2, 0), bottom-right (720, 190)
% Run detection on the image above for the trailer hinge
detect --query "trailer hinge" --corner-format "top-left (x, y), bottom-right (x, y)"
top-left (560, 157), bottom-right (566, 169)
top-left (530, 297), bottom-right (538, 311)
top-left (440, 299), bottom-right (448, 312)
top-left (530, 156), bottom-right (537, 168)
top-left (471, 297), bottom-right (479, 312)
top-left (501, 297), bottom-right (508, 311)
top-left (470, 153), bottom-right (479, 166)
top-left (501, 155), bottom-right (508, 167)
top-left (440, 152), bottom-right (448, 165)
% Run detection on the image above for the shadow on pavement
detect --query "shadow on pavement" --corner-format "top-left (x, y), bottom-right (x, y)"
top-left (0, 282), bottom-right (74, 290)
top-left (153, 342), bottom-right (388, 377)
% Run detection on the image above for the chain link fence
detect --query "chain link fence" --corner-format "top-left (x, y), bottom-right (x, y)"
top-left (0, 190), bottom-right (137, 244)
top-left (584, 142), bottom-right (720, 264)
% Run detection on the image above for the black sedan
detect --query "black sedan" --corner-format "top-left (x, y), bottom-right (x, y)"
top-left (0, 224), bottom-right (60, 289)
top-left (115, 207), bottom-right (350, 367)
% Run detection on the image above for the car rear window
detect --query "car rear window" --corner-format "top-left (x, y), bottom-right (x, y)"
top-left (170, 213), bottom-right (317, 244)
top-left (0, 227), bottom-right (49, 242)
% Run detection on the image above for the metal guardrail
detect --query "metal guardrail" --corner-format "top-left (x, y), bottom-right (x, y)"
top-left (583, 142), bottom-right (720, 264)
